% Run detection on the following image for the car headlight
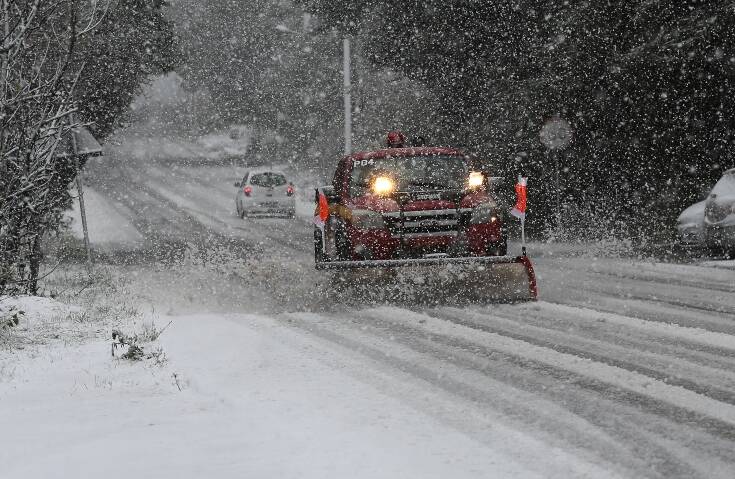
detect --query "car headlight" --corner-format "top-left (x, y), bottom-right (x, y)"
top-left (470, 203), bottom-right (501, 224)
top-left (351, 209), bottom-right (385, 229)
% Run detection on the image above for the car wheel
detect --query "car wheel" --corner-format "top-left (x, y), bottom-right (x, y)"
top-left (707, 242), bottom-right (724, 257)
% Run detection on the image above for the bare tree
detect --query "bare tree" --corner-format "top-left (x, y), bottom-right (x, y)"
top-left (1, 0), bottom-right (109, 294)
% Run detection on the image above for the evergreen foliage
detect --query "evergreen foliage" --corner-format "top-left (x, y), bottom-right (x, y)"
top-left (299, 0), bottom-right (735, 239)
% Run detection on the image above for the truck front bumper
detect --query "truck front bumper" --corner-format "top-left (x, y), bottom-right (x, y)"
top-left (348, 222), bottom-right (503, 260)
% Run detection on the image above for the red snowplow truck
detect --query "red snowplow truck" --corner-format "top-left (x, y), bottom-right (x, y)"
top-left (313, 139), bottom-right (538, 301)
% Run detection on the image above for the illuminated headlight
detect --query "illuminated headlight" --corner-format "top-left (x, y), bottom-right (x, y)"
top-left (470, 203), bottom-right (501, 224)
top-left (351, 209), bottom-right (385, 229)
top-left (372, 176), bottom-right (396, 196)
top-left (468, 171), bottom-right (485, 189)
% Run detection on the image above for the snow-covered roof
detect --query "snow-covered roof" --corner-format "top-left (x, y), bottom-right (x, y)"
top-left (55, 126), bottom-right (103, 158)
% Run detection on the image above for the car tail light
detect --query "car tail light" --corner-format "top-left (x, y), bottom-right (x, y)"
top-left (244, 186), bottom-right (252, 196)
top-left (286, 185), bottom-right (294, 196)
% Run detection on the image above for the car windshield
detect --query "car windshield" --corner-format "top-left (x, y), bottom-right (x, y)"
top-left (250, 172), bottom-right (287, 187)
top-left (349, 155), bottom-right (470, 196)
top-left (710, 171), bottom-right (735, 198)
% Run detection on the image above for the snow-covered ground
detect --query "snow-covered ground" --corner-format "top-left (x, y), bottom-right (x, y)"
top-left (3, 156), bottom-right (735, 478)
top-left (3, 309), bottom-right (619, 479)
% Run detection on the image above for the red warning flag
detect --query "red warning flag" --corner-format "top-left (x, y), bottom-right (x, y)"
top-left (511, 175), bottom-right (527, 220)
top-left (314, 190), bottom-right (329, 227)
top-left (319, 191), bottom-right (329, 222)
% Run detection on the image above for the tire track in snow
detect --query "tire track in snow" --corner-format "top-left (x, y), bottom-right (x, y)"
top-left (542, 266), bottom-right (735, 316)
top-left (534, 302), bottom-right (735, 353)
top-left (482, 301), bottom-right (735, 363)
top-left (143, 164), bottom-right (313, 255)
top-left (586, 261), bottom-right (735, 294)
top-left (91, 165), bottom-right (227, 250)
top-left (347, 307), bottom-right (735, 475)
top-left (281, 310), bottom-right (732, 478)
top-left (545, 294), bottom-right (735, 335)
top-left (368, 307), bottom-right (735, 429)
top-left (471, 302), bottom-right (735, 375)
top-left (279, 311), bottom-right (648, 478)
top-left (428, 306), bottom-right (735, 405)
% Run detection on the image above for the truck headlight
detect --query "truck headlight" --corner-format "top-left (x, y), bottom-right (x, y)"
top-left (470, 203), bottom-right (501, 224)
top-left (467, 171), bottom-right (485, 189)
top-left (372, 176), bottom-right (396, 196)
top-left (351, 209), bottom-right (385, 229)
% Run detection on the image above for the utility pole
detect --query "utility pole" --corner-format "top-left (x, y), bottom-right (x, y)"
top-left (343, 38), bottom-right (352, 156)
top-left (554, 151), bottom-right (561, 234)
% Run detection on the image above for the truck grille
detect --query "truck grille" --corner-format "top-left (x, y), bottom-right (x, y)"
top-left (382, 209), bottom-right (472, 238)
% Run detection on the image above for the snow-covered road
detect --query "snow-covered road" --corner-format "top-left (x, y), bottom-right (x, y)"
top-left (10, 157), bottom-right (734, 478)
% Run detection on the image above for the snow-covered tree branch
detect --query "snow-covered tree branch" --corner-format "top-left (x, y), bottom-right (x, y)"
top-left (0, 0), bottom-right (110, 294)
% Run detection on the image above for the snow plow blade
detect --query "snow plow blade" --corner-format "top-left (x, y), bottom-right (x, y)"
top-left (316, 255), bottom-right (538, 302)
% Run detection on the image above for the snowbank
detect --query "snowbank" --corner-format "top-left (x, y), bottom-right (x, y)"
top-left (0, 295), bottom-right (78, 324)
top-left (0, 295), bottom-right (84, 358)
top-left (700, 259), bottom-right (735, 269)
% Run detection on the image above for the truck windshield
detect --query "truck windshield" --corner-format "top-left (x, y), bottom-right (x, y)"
top-left (349, 155), bottom-right (470, 196)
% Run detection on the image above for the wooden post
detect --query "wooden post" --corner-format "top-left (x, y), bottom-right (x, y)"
top-left (70, 114), bottom-right (92, 273)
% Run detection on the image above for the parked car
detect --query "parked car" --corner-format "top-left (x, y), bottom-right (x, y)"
top-left (234, 169), bottom-right (295, 218)
top-left (676, 200), bottom-right (706, 247)
top-left (704, 168), bottom-right (735, 255)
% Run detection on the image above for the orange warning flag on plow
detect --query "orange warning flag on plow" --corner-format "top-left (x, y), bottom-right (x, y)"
top-left (314, 190), bottom-right (329, 227)
top-left (511, 175), bottom-right (527, 220)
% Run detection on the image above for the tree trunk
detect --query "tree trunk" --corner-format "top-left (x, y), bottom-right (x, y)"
top-left (27, 232), bottom-right (42, 295)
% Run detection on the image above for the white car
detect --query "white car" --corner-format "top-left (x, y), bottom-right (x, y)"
top-left (676, 199), bottom-right (706, 247)
top-left (234, 169), bottom-right (295, 218)
top-left (704, 168), bottom-right (735, 255)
